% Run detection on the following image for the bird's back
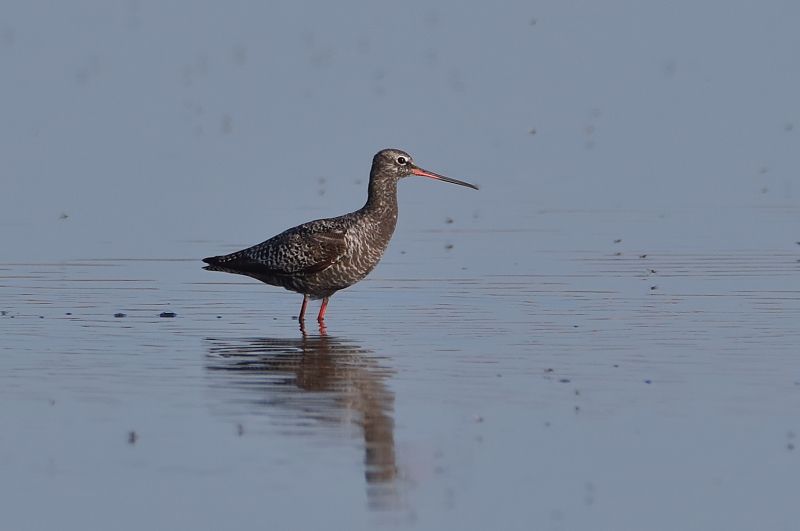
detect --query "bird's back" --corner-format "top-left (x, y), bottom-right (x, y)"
top-left (203, 208), bottom-right (395, 298)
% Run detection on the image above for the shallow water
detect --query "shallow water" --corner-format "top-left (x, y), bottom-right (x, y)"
top-left (3, 1), bottom-right (800, 529)
top-left (2, 203), bottom-right (799, 530)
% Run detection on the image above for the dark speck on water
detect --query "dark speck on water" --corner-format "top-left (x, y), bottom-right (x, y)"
top-left (639, 254), bottom-right (648, 259)
top-left (128, 431), bottom-right (138, 445)
top-left (159, 312), bottom-right (176, 318)
top-left (559, 378), bottom-right (571, 383)
top-left (220, 114), bottom-right (233, 134)
top-left (114, 312), bottom-right (126, 318)
top-left (614, 239), bottom-right (622, 243)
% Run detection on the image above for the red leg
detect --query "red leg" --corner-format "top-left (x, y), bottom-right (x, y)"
top-left (317, 297), bottom-right (329, 322)
top-left (299, 294), bottom-right (309, 321)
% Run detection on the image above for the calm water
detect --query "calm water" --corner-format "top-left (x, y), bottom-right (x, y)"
top-left (3, 1), bottom-right (800, 530)
top-left (2, 204), bottom-right (799, 530)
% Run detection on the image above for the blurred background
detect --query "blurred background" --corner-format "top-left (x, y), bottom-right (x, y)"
top-left (3, 0), bottom-right (797, 260)
top-left (1, 2), bottom-right (799, 531)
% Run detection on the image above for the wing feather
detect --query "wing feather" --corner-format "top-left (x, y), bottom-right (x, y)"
top-left (204, 223), bottom-right (347, 277)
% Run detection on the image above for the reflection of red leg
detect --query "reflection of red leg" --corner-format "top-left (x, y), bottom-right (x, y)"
top-left (299, 295), bottom-right (309, 321)
top-left (317, 297), bottom-right (329, 322)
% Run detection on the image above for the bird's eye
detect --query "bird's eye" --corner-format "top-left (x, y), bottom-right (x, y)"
top-left (396, 156), bottom-right (407, 165)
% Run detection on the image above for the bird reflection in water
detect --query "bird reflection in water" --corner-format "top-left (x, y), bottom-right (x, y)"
top-left (205, 326), bottom-right (399, 509)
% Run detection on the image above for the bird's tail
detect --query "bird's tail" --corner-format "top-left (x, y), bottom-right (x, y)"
top-left (202, 255), bottom-right (225, 271)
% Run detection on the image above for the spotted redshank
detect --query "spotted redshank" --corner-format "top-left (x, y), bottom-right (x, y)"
top-left (203, 148), bottom-right (478, 322)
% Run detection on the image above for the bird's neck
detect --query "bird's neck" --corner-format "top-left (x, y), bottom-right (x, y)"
top-left (363, 176), bottom-right (398, 216)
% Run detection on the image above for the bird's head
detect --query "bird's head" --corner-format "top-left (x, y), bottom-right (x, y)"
top-left (371, 148), bottom-right (479, 190)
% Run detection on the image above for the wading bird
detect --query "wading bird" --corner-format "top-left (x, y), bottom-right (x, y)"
top-left (203, 148), bottom-right (478, 323)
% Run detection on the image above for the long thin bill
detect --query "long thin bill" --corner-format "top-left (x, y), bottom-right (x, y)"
top-left (410, 166), bottom-right (479, 190)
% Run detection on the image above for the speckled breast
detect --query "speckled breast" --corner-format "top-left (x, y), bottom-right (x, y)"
top-left (295, 212), bottom-right (397, 299)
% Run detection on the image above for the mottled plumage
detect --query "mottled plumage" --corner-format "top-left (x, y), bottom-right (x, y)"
top-left (203, 148), bottom-right (478, 322)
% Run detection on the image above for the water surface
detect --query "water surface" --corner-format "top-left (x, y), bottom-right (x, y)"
top-left (2, 1), bottom-right (800, 529)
